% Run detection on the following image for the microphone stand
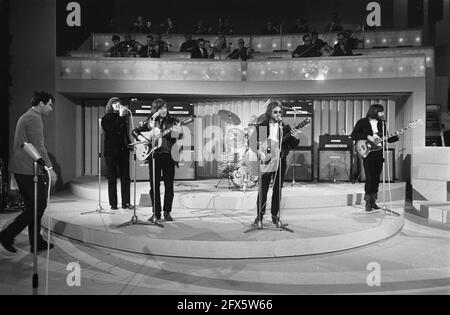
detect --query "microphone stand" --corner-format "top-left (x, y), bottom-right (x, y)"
top-left (275, 123), bottom-right (293, 232)
top-left (32, 162), bottom-right (38, 295)
top-left (81, 119), bottom-right (114, 216)
top-left (117, 144), bottom-right (162, 228)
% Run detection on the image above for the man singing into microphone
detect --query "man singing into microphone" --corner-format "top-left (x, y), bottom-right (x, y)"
top-left (132, 99), bottom-right (182, 222)
top-left (251, 101), bottom-right (301, 226)
top-left (101, 97), bottom-right (132, 210)
top-left (0, 92), bottom-right (57, 254)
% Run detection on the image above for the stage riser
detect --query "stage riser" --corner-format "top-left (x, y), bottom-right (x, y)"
top-left (43, 209), bottom-right (404, 259)
top-left (69, 181), bottom-right (406, 211)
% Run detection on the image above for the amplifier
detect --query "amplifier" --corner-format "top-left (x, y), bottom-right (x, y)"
top-left (129, 100), bottom-right (194, 117)
top-left (318, 149), bottom-right (353, 182)
top-left (319, 135), bottom-right (353, 150)
top-left (285, 150), bottom-right (313, 182)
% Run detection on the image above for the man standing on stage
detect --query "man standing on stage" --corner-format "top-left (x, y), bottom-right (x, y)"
top-left (0, 92), bottom-right (57, 254)
top-left (351, 104), bottom-right (398, 212)
top-left (252, 101), bottom-right (301, 226)
top-left (132, 99), bottom-right (183, 222)
top-left (101, 97), bottom-right (132, 211)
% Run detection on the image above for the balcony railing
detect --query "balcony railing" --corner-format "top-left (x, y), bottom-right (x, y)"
top-left (58, 55), bottom-right (426, 82)
top-left (88, 30), bottom-right (423, 53)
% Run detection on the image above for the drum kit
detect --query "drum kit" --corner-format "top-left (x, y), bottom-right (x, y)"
top-left (216, 110), bottom-right (264, 192)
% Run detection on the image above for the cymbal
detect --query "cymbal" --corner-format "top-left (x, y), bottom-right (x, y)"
top-left (218, 110), bottom-right (241, 125)
top-left (248, 113), bottom-right (266, 126)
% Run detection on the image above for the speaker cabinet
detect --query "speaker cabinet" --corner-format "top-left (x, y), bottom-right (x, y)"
top-left (285, 150), bottom-right (313, 181)
top-left (318, 149), bottom-right (353, 182)
top-left (359, 148), bottom-right (395, 183)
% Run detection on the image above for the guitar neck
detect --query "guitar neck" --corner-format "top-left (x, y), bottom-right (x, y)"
top-left (380, 127), bottom-right (408, 141)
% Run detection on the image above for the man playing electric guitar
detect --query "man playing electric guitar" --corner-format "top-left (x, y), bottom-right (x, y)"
top-left (250, 101), bottom-right (301, 226)
top-left (132, 99), bottom-right (183, 222)
top-left (351, 104), bottom-right (398, 213)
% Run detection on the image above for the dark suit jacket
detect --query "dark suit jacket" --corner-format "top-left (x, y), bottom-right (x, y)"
top-left (101, 113), bottom-right (131, 157)
top-left (250, 119), bottom-right (300, 159)
top-left (351, 118), bottom-right (399, 143)
top-left (191, 47), bottom-right (209, 59)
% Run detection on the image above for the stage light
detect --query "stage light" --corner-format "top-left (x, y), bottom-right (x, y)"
top-left (357, 67), bottom-right (363, 73)
top-left (65, 68), bottom-right (71, 73)
top-left (257, 44), bottom-right (262, 49)
top-left (85, 68), bottom-right (91, 74)
top-left (399, 66), bottom-right (404, 71)
top-left (398, 38), bottom-right (404, 43)
top-left (426, 57), bottom-right (431, 63)
top-left (105, 42), bottom-right (110, 47)
top-left (382, 38), bottom-right (387, 44)
top-left (316, 74), bottom-right (325, 81)
top-left (378, 66), bottom-right (384, 72)
top-left (304, 73), bottom-right (309, 78)
top-left (104, 69), bottom-right (109, 74)
top-left (416, 37), bottom-right (421, 42)
top-left (272, 43), bottom-right (277, 48)
top-left (287, 43), bottom-right (292, 47)
top-left (366, 39), bottom-right (371, 44)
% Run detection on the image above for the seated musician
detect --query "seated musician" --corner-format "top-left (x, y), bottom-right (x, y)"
top-left (137, 35), bottom-right (161, 58)
top-left (250, 101), bottom-right (301, 226)
top-left (351, 104), bottom-right (398, 212)
top-left (120, 34), bottom-right (141, 57)
top-left (132, 99), bottom-right (183, 222)
top-left (154, 33), bottom-right (170, 53)
top-left (332, 32), bottom-right (353, 56)
top-left (227, 39), bottom-right (251, 61)
top-left (292, 34), bottom-right (322, 58)
top-left (210, 35), bottom-right (231, 59)
top-left (107, 35), bottom-right (125, 57)
top-left (191, 38), bottom-right (209, 59)
top-left (180, 33), bottom-right (197, 52)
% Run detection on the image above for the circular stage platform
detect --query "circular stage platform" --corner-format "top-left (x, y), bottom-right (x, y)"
top-left (43, 178), bottom-right (405, 259)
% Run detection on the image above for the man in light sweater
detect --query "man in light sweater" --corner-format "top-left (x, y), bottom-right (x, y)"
top-left (0, 92), bottom-right (57, 254)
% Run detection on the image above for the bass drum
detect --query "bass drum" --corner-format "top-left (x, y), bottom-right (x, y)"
top-left (231, 154), bottom-right (259, 189)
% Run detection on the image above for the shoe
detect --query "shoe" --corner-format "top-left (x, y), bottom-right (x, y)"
top-left (122, 204), bottom-right (134, 210)
top-left (111, 206), bottom-right (118, 210)
top-left (148, 214), bottom-right (161, 222)
top-left (30, 241), bottom-right (54, 253)
top-left (0, 232), bottom-right (17, 254)
top-left (272, 216), bottom-right (280, 225)
top-left (370, 194), bottom-right (381, 210)
top-left (164, 212), bottom-right (173, 222)
top-left (253, 216), bottom-right (263, 227)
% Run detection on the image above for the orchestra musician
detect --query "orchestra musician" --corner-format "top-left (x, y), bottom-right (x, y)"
top-left (351, 104), bottom-right (398, 212)
top-left (227, 38), bottom-right (251, 61)
top-left (132, 99), bottom-right (183, 222)
top-left (251, 101), bottom-right (301, 226)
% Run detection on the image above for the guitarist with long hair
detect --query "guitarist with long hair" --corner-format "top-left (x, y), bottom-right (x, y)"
top-left (251, 101), bottom-right (302, 226)
top-left (351, 104), bottom-right (398, 212)
top-left (132, 99), bottom-right (183, 222)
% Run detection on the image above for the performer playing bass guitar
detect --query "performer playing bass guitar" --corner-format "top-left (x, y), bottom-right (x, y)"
top-left (251, 101), bottom-right (302, 226)
top-left (132, 99), bottom-right (183, 222)
top-left (351, 104), bottom-right (398, 212)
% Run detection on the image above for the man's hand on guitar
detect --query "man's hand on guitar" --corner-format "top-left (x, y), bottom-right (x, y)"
top-left (367, 135), bottom-right (376, 142)
top-left (290, 129), bottom-right (301, 139)
top-left (171, 124), bottom-right (182, 138)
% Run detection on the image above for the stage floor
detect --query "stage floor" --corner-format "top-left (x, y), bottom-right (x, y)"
top-left (41, 178), bottom-right (406, 259)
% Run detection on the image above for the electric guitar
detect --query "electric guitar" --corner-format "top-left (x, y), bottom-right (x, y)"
top-left (134, 116), bottom-right (194, 161)
top-left (355, 119), bottom-right (423, 159)
top-left (259, 117), bottom-right (311, 173)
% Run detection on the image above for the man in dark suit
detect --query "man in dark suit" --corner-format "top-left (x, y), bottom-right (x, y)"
top-left (292, 34), bottom-right (322, 58)
top-left (227, 38), bottom-right (251, 61)
top-left (351, 104), bottom-right (398, 212)
top-left (191, 38), bottom-right (209, 59)
top-left (250, 101), bottom-right (301, 226)
top-left (332, 32), bottom-right (353, 56)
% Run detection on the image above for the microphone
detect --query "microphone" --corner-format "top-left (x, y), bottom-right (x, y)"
top-left (22, 142), bottom-right (46, 168)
